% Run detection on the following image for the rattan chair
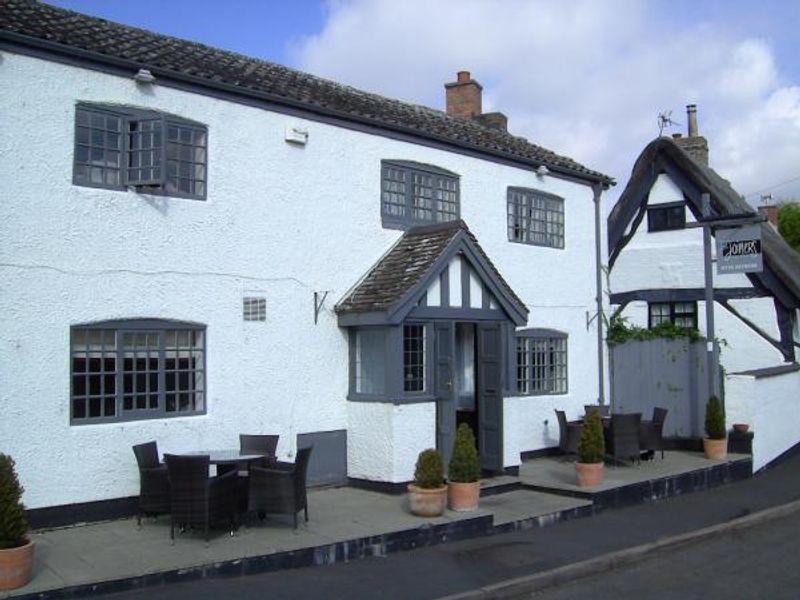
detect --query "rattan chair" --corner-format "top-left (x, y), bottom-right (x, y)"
top-left (164, 454), bottom-right (238, 543)
top-left (132, 441), bottom-right (170, 527)
top-left (246, 446), bottom-right (313, 529)
top-left (239, 434), bottom-right (279, 468)
top-left (555, 410), bottom-right (582, 456)
top-left (606, 413), bottom-right (642, 465)
top-left (584, 404), bottom-right (610, 418)
top-left (639, 407), bottom-right (669, 459)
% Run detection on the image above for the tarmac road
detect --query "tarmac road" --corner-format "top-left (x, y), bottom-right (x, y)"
top-left (95, 450), bottom-right (800, 600)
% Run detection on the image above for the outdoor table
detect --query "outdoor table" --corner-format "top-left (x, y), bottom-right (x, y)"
top-left (180, 450), bottom-right (272, 512)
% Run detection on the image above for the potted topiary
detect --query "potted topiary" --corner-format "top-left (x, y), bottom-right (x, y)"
top-left (703, 395), bottom-right (727, 460)
top-left (0, 454), bottom-right (34, 590)
top-left (408, 448), bottom-right (447, 517)
top-left (448, 423), bottom-right (481, 511)
top-left (575, 409), bottom-right (605, 487)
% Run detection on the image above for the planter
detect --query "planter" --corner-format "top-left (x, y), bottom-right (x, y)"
top-left (575, 462), bottom-right (604, 488)
top-left (448, 481), bottom-right (480, 512)
top-left (0, 539), bottom-right (34, 591)
top-left (703, 437), bottom-right (728, 460)
top-left (732, 423), bottom-right (750, 434)
top-left (407, 484), bottom-right (447, 517)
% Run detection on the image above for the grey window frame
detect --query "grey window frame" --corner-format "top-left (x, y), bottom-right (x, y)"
top-left (647, 201), bottom-right (686, 232)
top-left (381, 160), bottom-right (460, 230)
top-left (648, 301), bottom-right (698, 329)
top-left (403, 323), bottom-right (427, 393)
top-left (70, 319), bottom-right (207, 425)
top-left (515, 328), bottom-right (568, 396)
top-left (73, 103), bottom-right (208, 201)
top-left (507, 187), bottom-right (565, 249)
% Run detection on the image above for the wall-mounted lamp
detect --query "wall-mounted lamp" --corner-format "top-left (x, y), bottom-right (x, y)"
top-left (536, 165), bottom-right (549, 177)
top-left (133, 68), bottom-right (156, 84)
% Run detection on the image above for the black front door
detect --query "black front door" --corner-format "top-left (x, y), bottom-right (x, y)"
top-left (435, 321), bottom-right (456, 468)
top-left (478, 322), bottom-right (503, 472)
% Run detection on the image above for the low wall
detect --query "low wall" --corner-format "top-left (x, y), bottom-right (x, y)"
top-left (725, 367), bottom-right (800, 471)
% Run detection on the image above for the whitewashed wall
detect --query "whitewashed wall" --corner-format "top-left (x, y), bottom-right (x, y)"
top-left (726, 371), bottom-right (800, 471)
top-left (0, 52), bottom-right (602, 503)
top-left (611, 173), bottom-right (785, 374)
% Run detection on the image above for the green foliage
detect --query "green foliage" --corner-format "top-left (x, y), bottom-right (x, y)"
top-left (607, 316), bottom-right (701, 347)
top-left (0, 454), bottom-right (28, 549)
top-left (705, 395), bottom-right (726, 440)
top-left (414, 448), bottom-right (445, 489)
top-left (778, 202), bottom-right (800, 253)
top-left (578, 410), bottom-right (605, 464)
top-left (449, 423), bottom-right (480, 483)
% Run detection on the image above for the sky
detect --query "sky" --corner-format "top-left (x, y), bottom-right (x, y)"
top-left (47, 0), bottom-right (800, 205)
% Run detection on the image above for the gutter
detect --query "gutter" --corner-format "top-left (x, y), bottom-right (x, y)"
top-left (0, 30), bottom-right (614, 188)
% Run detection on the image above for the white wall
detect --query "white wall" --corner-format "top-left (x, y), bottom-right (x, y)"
top-left (0, 52), bottom-right (601, 502)
top-left (726, 371), bottom-right (800, 471)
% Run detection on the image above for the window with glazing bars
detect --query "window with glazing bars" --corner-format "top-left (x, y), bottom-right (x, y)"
top-left (403, 324), bottom-right (426, 392)
top-left (381, 161), bottom-right (459, 229)
top-left (70, 322), bottom-right (205, 424)
top-left (243, 297), bottom-right (267, 321)
top-left (73, 104), bottom-right (207, 199)
top-left (516, 334), bottom-right (567, 395)
top-left (648, 302), bottom-right (697, 329)
top-left (507, 188), bottom-right (565, 248)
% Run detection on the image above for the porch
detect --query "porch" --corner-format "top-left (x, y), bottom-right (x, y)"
top-left (9, 451), bottom-right (751, 599)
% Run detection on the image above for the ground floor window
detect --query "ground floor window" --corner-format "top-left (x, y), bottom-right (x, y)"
top-left (403, 324), bottom-right (427, 392)
top-left (516, 330), bottom-right (567, 395)
top-left (648, 301), bottom-right (697, 329)
top-left (71, 320), bottom-right (205, 424)
top-left (355, 328), bottom-right (386, 395)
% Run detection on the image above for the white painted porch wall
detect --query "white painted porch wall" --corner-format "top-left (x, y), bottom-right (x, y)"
top-left (0, 52), bottom-right (601, 503)
top-left (726, 371), bottom-right (800, 471)
top-left (610, 173), bottom-right (785, 374)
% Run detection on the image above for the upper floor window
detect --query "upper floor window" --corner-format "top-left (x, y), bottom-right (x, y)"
top-left (516, 329), bottom-right (567, 395)
top-left (648, 302), bottom-right (697, 329)
top-left (507, 188), bottom-right (565, 249)
top-left (647, 202), bottom-right (685, 232)
top-left (73, 103), bottom-right (207, 200)
top-left (71, 320), bottom-right (205, 424)
top-left (381, 160), bottom-right (459, 229)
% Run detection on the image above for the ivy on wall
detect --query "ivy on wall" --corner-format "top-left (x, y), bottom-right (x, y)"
top-left (607, 317), bottom-right (701, 347)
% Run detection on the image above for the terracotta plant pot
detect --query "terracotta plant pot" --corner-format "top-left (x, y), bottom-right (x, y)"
top-left (703, 437), bottom-right (728, 460)
top-left (732, 423), bottom-right (750, 433)
top-left (575, 462), bottom-right (604, 488)
top-left (407, 484), bottom-right (447, 517)
top-left (448, 481), bottom-right (480, 512)
top-left (0, 539), bottom-right (34, 591)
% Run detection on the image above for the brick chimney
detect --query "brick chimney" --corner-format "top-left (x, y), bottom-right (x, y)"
top-left (673, 104), bottom-right (709, 165)
top-left (758, 195), bottom-right (779, 229)
top-left (444, 71), bottom-right (508, 132)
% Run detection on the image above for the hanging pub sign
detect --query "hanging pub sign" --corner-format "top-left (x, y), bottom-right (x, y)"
top-left (715, 224), bottom-right (763, 274)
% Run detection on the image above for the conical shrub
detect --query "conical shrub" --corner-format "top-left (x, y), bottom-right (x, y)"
top-left (0, 453), bottom-right (28, 549)
top-left (578, 410), bottom-right (605, 464)
top-left (414, 449), bottom-right (444, 489)
top-left (449, 423), bottom-right (480, 483)
top-left (705, 395), bottom-right (726, 440)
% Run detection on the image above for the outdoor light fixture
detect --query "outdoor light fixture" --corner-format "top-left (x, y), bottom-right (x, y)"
top-left (536, 165), bottom-right (549, 177)
top-left (133, 68), bottom-right (156, 84)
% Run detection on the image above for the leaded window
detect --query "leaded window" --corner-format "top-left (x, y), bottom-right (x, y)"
top-left (516, 330), bottom-right (567, 395)
top-left (648, 302), bottom-right (697, 329)
top-left (403, 324), bottom-right (427, 392)
top-left (381, 161), bottom-right (459, 229)
top-left (507, 188), bottom-right (565, 249)
top-left (74, 103), bottom-right (207, 200)
top-left (647, 202), bottom-right (686, 232)
top-left (71, 321), bottom-right (205, 424)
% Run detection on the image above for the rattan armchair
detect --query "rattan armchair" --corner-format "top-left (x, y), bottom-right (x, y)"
top-left (606, 413), bottom-right (642, 465)
top-left (239, 434), bottom-right (279, 468)
top-left (639, 407), bottom-right (669, 459)
top-left (132, 441), bottom-right (170, 527)
top-left (555, 410), bottom-right (582, 456)
top-left (164, 454), bottom-right (238, 543)
top-left (246, 446), bottom-right (313, 529)
top-left (584, 404), bottom-right (610, 418)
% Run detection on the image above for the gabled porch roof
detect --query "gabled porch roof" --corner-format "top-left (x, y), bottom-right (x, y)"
top-left (336, 220), bottom-right (528, 326)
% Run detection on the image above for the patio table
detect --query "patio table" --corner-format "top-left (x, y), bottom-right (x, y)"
top-left (181, 449), bottom-right (268, 465)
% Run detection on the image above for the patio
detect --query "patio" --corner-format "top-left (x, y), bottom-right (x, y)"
top-left (5, 451), bottom-right (751, 600)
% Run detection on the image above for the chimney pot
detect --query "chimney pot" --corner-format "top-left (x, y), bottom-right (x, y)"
top-left (672, 133), bottom-right (683, 139)
top-left (457, 70), bottom-right (471, 83)
top-left (687, 104), bottom-right (698, 137)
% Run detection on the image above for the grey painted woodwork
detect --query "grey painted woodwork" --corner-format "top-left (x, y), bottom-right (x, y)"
top-left (435, 321), bottom-right (457, 469)
top-left (478, 322), bottom-right (503, 472)
top-left (296, 430), bottom-right (347, 486)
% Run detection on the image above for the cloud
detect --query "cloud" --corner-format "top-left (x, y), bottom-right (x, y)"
top-left (291, 0), bottom-right (800, 203)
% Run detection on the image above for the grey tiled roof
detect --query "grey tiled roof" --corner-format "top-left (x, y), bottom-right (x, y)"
top-left (336, 220), bottom-right (526, 316)
top-left (0, 0), bottom-right (612, 185)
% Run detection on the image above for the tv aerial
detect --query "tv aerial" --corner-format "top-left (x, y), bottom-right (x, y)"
top-left (657, 110), bottom-right (680, 136)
